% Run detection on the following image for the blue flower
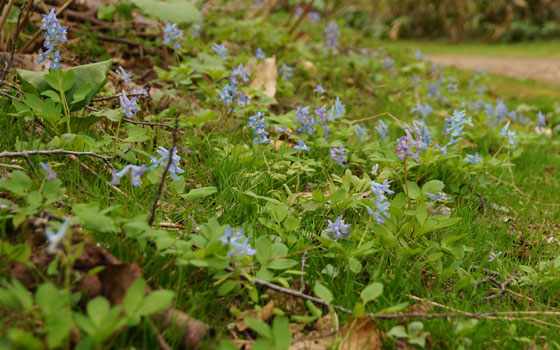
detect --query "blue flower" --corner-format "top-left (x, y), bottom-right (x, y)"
top-left (355, 124), bottom-right (367, 143)
top-left (382, 56), bottom-right (394, 71)
top-left (314, 84), bottom-right (326, 94)
top-left (371, 164), bottom-right (379, 176)
top-left (375, 120), bottom-right (390, 140)
top-left (488, 250), bottom-right (502, 262)
top-left (371, 179), bottom-right (394, 202)
top-left (255, 47), bottom-right (266, 59)
top-left (279, 63), bottom-right (293, 81)
top-left (327, 97), bottom-right (345, 121)
top-left (119, 90), bottom-right (139, 119)
top-left (410, 101), bottom-right (432, 118)
top-left (465, 152), bottom-right (482, 164)
top-left (294, 105), bottom-right (315, 135)
top-left (367, 180), bottom-right (392, 225)
top-left (232, 64), bottom-right (250, 83)
top-left (45, 218), bottom-right (71, 252)
top-left (147, 146), bottom-right (184, 180)
top-left (111, 164), bottom-right (147, 187)
top-left (324, 21), bottom-right (340, 51)
top-left (425, 192), bottom-right (452, 201)
top-left (415, 50), bottom-right (423, 60)
top-left (220, 226), bottom-right (256, 257)
top-left (537, 111), bottom-right (546, 128)
top-left (435, 144), bottom-right (447, 156)
top-left (37, 9), bottom-right (67, 70)
top-left (40, 162), bottom-right (57, 180)
top-left (443, 109), bottom-right (473, 145)
top-left (117, 66), bottom-right (132, 83)
top-left (219, 77), bottom-right (249, 108)
top-left (162, 22), bottom-right (184, 49)
top-left (395, 131), bottom-right (420, 161)
top-left (249, 111), bottom-right (270, 145)
top-left (211, 43), bottom-right (228, 60)
top-left (447, 82), bottom-right (458, 93)
top-left (275, 126), bottom-right (289, 135)
top-left (323, 216), bottom-right (351, 241)
top-left (329, 146), bottom-right (347, 166)
top-left (294, 140), bottom-right (310, 151)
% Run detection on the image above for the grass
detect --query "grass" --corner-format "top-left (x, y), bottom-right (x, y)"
top-left (1, 5), bottom-right (560, 349)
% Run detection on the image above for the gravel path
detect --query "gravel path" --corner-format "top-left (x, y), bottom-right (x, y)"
top-left (426, 55), bottom-right (560, 86)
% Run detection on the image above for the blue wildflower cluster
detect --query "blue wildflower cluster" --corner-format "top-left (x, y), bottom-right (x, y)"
top-left (395, 130), bottom-right (420, 161)
top-left (219, 77), bottom-right (249, 108)
top-left (119, 90), bottom-right (139, 119)
top-left (443, 109), bottom-right (473, 145)
top-left (40, 162), bottom-right (57, 181)
top-left (324, 21), bottom-right (340, 51)
top-left (375, 120), bottom-right (390, 139)
top-left (37, 9), bottom-right (67, 70)
top-left (111, 164), bottom-right (147, 187)
top-left (323, 216), bottom-right (351, 241)
top-left (162, 22), bottom-right (185, 50)
top-left (279, 63), bottom-right (293, 81)
top-left (314, 84), bottom-right (326, 94)
top-left (45, 218), bottom-right (71, 252)
top-left (369, 180), bottom-right (394, 224)
top-left (294, 140), bottom-right (310, 152)
top-left (500, 121), bottom-right (518, 148)
top-left (328, 97), bottom-right (345, 121)
top-left (220, 226), bottom-right (256, 257)
top-left (425, 192), bottom-right (452, 201)
top-left (355, 124), bottom-right (367, 143)
top-left (232, 64), bottom-right (250, 83)
top-left (406, 119), bottom-right (432, 150)
top-left (249, 111), bottom-right (270, 144)
top-left (410, 101), bottom-right (433, 118)
top-left (255, 48), bottom-right (266, 59)
top-left (465, 152), bottom-right (482, 164)
top-left (148, 146), bottom-right (185, 179)
top-left (117, 66), bottom-right (132, 83)
top-left (329, 146), bottom-right (347, 166)
top-left (212, 43), bottom-right (228, 60)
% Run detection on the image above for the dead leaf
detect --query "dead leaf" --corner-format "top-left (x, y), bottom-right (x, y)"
top-left (160, 308), bottom-right (212, 349)
top-left (236, 300), bottom-right (276, 331)
top-left (300, 60), bottom-right (317, 76)
top-left (250, 57), bottom-right (277, 98)
top-left (338, 317), bottom-right (382, 350)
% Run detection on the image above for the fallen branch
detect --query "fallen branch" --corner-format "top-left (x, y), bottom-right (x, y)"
top-left (0, 149), bottom-right (112, 169)
top-left (92, 92), bottom-right (150, 102)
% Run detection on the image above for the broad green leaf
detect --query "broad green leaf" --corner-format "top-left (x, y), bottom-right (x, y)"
top-left (123, 277), bottom-right (146, 317)
top-left (255, 237), bottom-right (272, 265)
top-left (136, 290), bottom-right (174, 315)
top-left (313, 282), bottom-right (333, 304)
top-left (130, 0), bottom-right (200, 24)
top-left (0, 170), bottom-right (32, 196)
top-left (17, 60), bottom-right (113, 111)
top-left (71, 83), bottom-right (92, 103)
top-left (272, 316), bottom-right (291, 350)
top-left (181, 186), bottom-right (218, 200)
top-left (244, 317), bottom-right (272, 339)
top-left (422, 180), bottom-right (444, 195)
top-left (62, 70), bottom-right (75, 91)
top-left (403, 181), bottom-right (422, 200)
top-left (267, 259), bottom-right (298, 270)
top-left (360, 282), bottom-right (383, 303)
top-left (87, 297), bottom-right (110, 329)
top-left (92, 108), bottom-right (122, 122)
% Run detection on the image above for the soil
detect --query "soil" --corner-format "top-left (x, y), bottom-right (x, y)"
top-left (426, 55), bottom-right (560, 86)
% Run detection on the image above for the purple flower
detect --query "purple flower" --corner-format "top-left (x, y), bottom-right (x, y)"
top-left (323, 216), bottom-right (351, 240)
top-left (425, 192), bottom-right (452, 201)
top-left (147, 146), bottom-right (184, 180)
top-left (279, 63), bottom-right (293, 81)
top-left (537, 111), bottom-right (546, 128)
top-left (249, 111), bottom-right (270, 144)
top-left (232, 64), bottom-right (250, 83)
top-left (435, 144), bottom-right (447, 155)
top-left (40, 162), bottom-right (57, 180)
top-left (314, 84), bottom-right (326, 94)
top-left (37, 9), bottom-right (67, 70)
top-left (410, 101), bottom-right (432, 118)
top-left (375, 120), bottom-right (389, 139)
top-left (255, 47), bottom-right (265, 59)
top-left (329, 146), bottom-right (347, 166)
top-left (371, 179), bottom-right (394, 202)
top-left (324, 21), bottom-right (340, 51)
top-left (447, 83), bottom-right (458, 93)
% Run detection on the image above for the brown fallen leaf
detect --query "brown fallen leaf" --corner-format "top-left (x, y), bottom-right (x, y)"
top-left (250, 57), bottom-right (278, 98)
top-left (236, 300), bottom-right (276, 332)
top-left (338, 317), bottom-right (382, 350)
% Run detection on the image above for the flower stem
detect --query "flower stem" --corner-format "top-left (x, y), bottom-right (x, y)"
top-left (403, 157), bottom-right (411, 210)
top-left (55, 69), bottom-right (71, 133)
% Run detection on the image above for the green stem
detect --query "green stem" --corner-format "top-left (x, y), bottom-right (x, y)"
top-left (113, 119), bottom-right (122, 156)
top-left (55, 70), bottom-right (71, 133)
top-left (403, 157), bottom-right (411, 210)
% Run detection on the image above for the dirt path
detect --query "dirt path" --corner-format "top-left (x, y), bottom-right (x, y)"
top-left (426, 55), bottom-right (560, 86)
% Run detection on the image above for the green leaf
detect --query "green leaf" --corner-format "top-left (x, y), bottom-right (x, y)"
top-left (244, 317), bottom-right (272, 339)
top-left (136, 290), bottom-right (174, 316)
top-left (360, 282), bottom-right (383, 303)
top-left (181, 186), bottom-right (217, 201)
top-left (87, 297), bottom-right (111, 329)
top-left (62, 70), bottom-right (75, 91)
top-left (255, 237), bottom-right (272, 265)
top-left (416, 204), bottom-right (427, 226)
top-left (283, 216), bottom-right (300, 231)
top-left (130, 0), bottom-right (201, 24)
top-left (267, 259), bottom-right (298, 270)
top-left (123, 277), bottom-right (146, 317)
top-left (0, 170), bottom-right (32, 196)
top-left (313, 282), bottom-right (333, 304)
top-left (17, 60), bottom-right (113, 111)
top-left (41, 89), bottom-right (61, 102)
top-left (272, 316), bottom-right (291, 350)
top-left (92, 108), bottom-right (122, 122)
top-left (71, 83), bottom-right (92, 104)
top-left (387, 325), bottom-right (408, 338)
top-left (422, 180), bottom-right (444, 195)
top-left (23, 94), bottom-right (44, 112)
top-left (403, 181), bottom-right (422, 200)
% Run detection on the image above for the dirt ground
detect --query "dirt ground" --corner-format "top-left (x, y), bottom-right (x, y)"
top-left (426, 55), bottom-right (560, 86)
